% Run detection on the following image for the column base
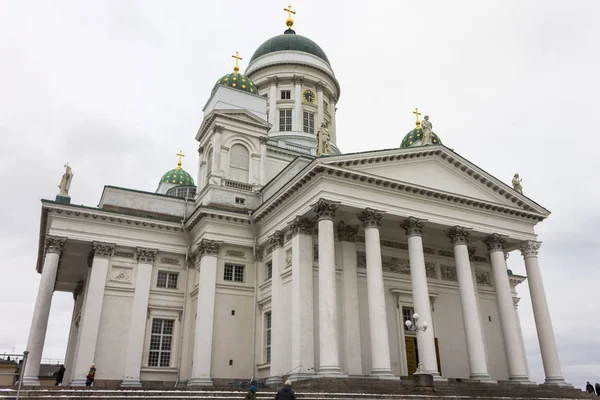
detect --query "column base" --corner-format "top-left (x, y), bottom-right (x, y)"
top-left (370, 368), bottom-right (398, 380)
top-left (187, 377), bottom-right (213, 386)
top-left (467, 373), bottom-right (496, 383)
top-left (70, 377), bottom-right (88, 386)
top-left (21, 376), bottom-right (40, 386)
top-left (288, 372), bottom-right (315, 382)
top-left (543, 377), bottom-right (572, 387)
top-left (120, 379), bottom-right (142, 387)
top-left (317, 365), bottom-right (346, 377)
top-left (508, 375), bottom-right (536, 385)
top-left (430, 372), bottom-right (448, 382)
top-left (266, 375), bottom-right (283, 386)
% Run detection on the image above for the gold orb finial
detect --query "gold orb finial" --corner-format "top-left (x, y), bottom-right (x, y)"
top-left (176, 150), bottom-right (185, 170)
top-left (413, 108), bottom-right (422, 128)
top-left (231, 51), bottom-right (242, 73)
top-left (284, 4), bottom-right (296, 30)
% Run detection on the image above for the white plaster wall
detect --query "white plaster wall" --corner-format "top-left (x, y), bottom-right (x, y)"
top-left (479, 294), bottom-right (510, 380)
top-left (265, 157), bottom-right (293, 184)
top-left (99, 187), bottom-right (194, 218)
top-left (203, 85), bottom-right (268, 121)
top-left (262, 158), bottom-right (312, 200)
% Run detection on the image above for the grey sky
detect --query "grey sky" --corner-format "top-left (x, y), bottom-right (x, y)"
top-left (1, 0), bottom-right (598, 389)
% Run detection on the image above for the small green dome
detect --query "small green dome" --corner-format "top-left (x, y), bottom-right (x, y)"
top-left (250, 29), bottom-right (330, 65)
top-left (160, 168), bottom-right (195, 186)
top-left (400, 128), bottom-right (442, 148)
top-left (212, 72), bottom-right (257, 95)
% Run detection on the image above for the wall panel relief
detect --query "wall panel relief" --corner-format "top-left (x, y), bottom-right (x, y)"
top-left (475, 270), bottom-right (492, 286)
top-left (440, 265), bottom-right (458, 282)
top-left (109, 265), bottom-right (133, 284)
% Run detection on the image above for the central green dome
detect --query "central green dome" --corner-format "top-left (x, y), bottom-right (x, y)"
top-left (250, 29), bottom-right (330, 65)
top-left (160, 167), bottom-right (194, 186)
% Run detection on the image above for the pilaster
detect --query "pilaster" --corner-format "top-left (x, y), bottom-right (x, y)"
top-left (266, 230), bottom-right (286, 385)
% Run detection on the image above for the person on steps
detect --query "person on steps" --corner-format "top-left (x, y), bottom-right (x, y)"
top-left (275, 380), bottom-right (296, 400)
top-left (595, 382), bottom-right (600, 396)
top-left (54, 365), bottom-right (66, 386)
top-left (85, 365), bottom-right (96, 387)
top-left (586, 382), bottom-right (595, 393)
top-left (245, 384), bottom-right (257, 400)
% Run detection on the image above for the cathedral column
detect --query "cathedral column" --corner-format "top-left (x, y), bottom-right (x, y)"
top-left (400, 217), bottom-right (440, 377)
top-left (259, 137), bottom-right (268, 186)
top-left (330, 96), bottom-right (337, 144)
top-left (448, 227), bottom-right (492, 381)
top-left (316, 82), bottom-right (324, 129)
top-left (22, 236), bottom-right (66, 386)
top-left (189, 239), bottom-right (222, 386)
top-left (211, 125), bottom-right (224, 176)
top-left (337, 222), bottom-right (363, 376)
top-left (311, 198), bottom-right (343, 376)
top-left (268, 77), bottom-right (278, 132)
top-left (266, 231), bottom-right (285, 385)
top-left (288, 218), bottom-right (315, 380)
top-left (197, 146), bottom-right (204, 191)
top-left (357, 208), bottom-right (394, 377)
top-left (484, 234), bottom-right (530, 382)
top-left (71, 241), bottom-right (115, 386)
top-left (293, 76), bottom-right (303, 132)
top-left (520, 241), bottom-right (568, 385)
top-left (121, 248), bottom-right (158, 387)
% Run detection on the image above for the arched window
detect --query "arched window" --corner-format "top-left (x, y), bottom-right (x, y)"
top-left (205, 149), bottom-right (213, 182)
top-left (229, 144), bottom-right (249, 183)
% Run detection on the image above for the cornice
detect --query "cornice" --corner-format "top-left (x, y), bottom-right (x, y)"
top-left (186, 207), bottom-right (251, 231)
top-left (197, 110), bottom-right (271, 142)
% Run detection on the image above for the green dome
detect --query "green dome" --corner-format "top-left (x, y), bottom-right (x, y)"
top-left (160, 168), bottom-right (195, 186)
top-left (400, 128), bottom-right (442, 148)
top-left (250, 29), bottom-right (330, 65)
top-left (212, 72), bottom-right (257, 94)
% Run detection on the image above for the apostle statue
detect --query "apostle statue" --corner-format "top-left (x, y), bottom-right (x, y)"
top-left (316, 122), bottom-right (331, 156)
top-left (512, 173), bottom-right (523, 194)
top-left (58, 163), bottom-right (73, 197)
top-left (421, 115), bottom-right (433, 145)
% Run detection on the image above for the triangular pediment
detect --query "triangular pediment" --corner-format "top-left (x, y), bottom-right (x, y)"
top-left (197, 109), bottom-right (270, 140)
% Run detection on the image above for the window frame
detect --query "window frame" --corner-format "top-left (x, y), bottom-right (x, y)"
top-left (265, 311), bottom-right (272, 363)
top-left (228, 143), bottom-right (250, 183)
top-left (147, 318), bottom-right (174, 368)
top-left (279, 109), bottom-right (292, 132)
top-left (157, 271), bottom-right (179, 289)
top-left (303, 111), bottom-right (315, 134)
top-left (265, 261), bottom-right (272, 281)
top-left (280, 90), bottom-right (291, 100)
top-left (224, 263), bottom-right (245, 282)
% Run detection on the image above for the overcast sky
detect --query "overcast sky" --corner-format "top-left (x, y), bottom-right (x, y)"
top-left (1, 0), bottom-right (599, 390)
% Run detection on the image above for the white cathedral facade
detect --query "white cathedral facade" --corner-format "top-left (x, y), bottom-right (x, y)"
top-left (23, 11), bottom-right (569, 388)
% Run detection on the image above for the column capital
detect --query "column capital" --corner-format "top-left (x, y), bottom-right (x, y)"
top-left (468, 247), bottom-right (477, 261)
top-left (311, 198), bottom-right (340, 221)
top-left (268, 76), bottom-right (278, 86)
top-left (400, 217), bottom-right (425, 237)
top-left (92, 241), bottom-right (115, 258)
top-left (198, 239), bottom-right (222, 257)
top-left (448, 226), bottom-right (471, 246)
top-left (288, 216), bottom-right (315, 237)
top-left (337, 221), bottom-right (359, 242)
top-left (483, 233), bottom-right (506, 252)
top-left (254, 246), bottom-right (264, 262)
top-left (198, 145), bottom-right (204, 154)
top-left (44, 235), bottom-right (66, 255)
top-left (259, 136), bottom-right (269, 145)
top-left (357, 207), bottom-right (385, 229)
top-left (213, 125), bottom-right (224, 134)
top-left (293, 75), bottom-right (304, 85)
top-left (520, 240), bottom-right (541, 258)
top-left (316, 81), bottom-right (325, 92)
top-left (269, 230), bottom-right (285, 248)
top-left (136, 247), bottom-right (158, 264)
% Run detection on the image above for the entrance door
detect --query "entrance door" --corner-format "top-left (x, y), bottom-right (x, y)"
top-left (405, 336), bottom-right (442, 377)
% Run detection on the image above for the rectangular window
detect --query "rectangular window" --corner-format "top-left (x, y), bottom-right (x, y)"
top-left (148, 318), bottom-right (173, 367)
top-left (266, 261), bottom-right (272, 281)
top-left (266, 312), bottom-right (272, 363)
top-left (280, 90), bottom-right (291, 100)
top-left (303, 111), bottom-right (315, 134)
top-left (157, 271), bottom-right (178, 289)
top-left (224, 263), bottom-right (244, 282)
top-left (403, 307), bottom-right (415, 332)
top-left (279, 109), bottom-right (292, 132)
top-left (323, 100), bottom-right (328, 112)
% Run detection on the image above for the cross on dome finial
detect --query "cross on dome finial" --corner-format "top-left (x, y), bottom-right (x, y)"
top-left (231, 52), bottom-right (242, 73)
top-left (284, 4), bottom-right (296, 30)
top-left (413, 108), bottom-right (422, 128)
top-left (176, 150), bottom-right (185, 170)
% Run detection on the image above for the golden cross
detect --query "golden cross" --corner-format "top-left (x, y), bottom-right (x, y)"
top-left (176, 150), bottom-right (185, 169)
top-left (231, 51), bottom-right (242, 73)
top-left (413, 108), bottom-right (422, 126)
top-left (284, 4), bottom-right (296, 29)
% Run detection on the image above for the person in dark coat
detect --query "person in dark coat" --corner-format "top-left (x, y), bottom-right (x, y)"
top-left (245, 384), bottom-right (257, 400)
top-left (586, 382), bottom-right (595, 394)
top-left (275, 380), bottom-right (296, 400)
top-left (85, 365), bottom-right (96, 387)
top-left (595, 382), bottom-right (600, 396)
top-left (54, 365), bottom-right (66, 386)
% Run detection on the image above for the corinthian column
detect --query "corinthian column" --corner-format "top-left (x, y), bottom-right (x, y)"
top-left (357, 208), bottom-right (394, 377)
top-left (484, 234), bottom-right (530, 382)
top-left (311, 198), bottom-right (343, 376)
top-left (293, 76), bottom-right (303, 132)
top-left (259, 136), bottom-right (268, 185)
top-left (268, 77), bottom-right (278, 131)
top-left (401, 217), bottom-right (440, 377)
top-left (23, 236), bottom-right (66, 386)
top-left (520, 241), bottom-right (568, 386)
top-left (71, 241), bottom-right (115, 386)
top-left (448, 227), bottom-right (492, 381)
top-left (288, 217), bottom-right (315, 380)
top-left (266, 231), bottom-right (286, 385)
top-left (121, 247), bottom-right (158, 387)
top-left (211, 126), bottom-right (224, 176)
top-left (189, 239), bottom-right (222, 386)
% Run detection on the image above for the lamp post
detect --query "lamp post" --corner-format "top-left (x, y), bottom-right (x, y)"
top-left (405, 313), bottom-right (428, 374)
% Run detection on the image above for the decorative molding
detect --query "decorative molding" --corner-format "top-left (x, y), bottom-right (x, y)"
top-left (213, 125), bottom-right (224, 134)
top-left (288, 216), bottom-right (315, 237)
top-left (475, 270), bottom-right (492, 286)
top-left (423, 247), bottom-right (435, 255)
top-left (310, 198), bottom-right (340, 221)
top-left (114, 251), bottom-right (134, 258)
top-left (313, 244), bottom-right (319, 261)
top-left (447, 226), bottom-right (470, 246)
top-left (259, 136), bottom-right (270, 145)
top-left (267, 76), bottom-right (278, 86)
top-left (520, 240), bottom-right (541, 258)
top-left (337, 221), bottom-right (359, 242)
top-left (254, 246), bottom-right (263, 262)
top-left (438, 249), bottom-right (454, 258)
top-left (293, 75), bottom-right (304, 85)
top-left (315, 81), bottom-right (325, 92)
top-left (468, 247), bottom-right (477, 261)
top-left (136, 247), bottom-right (158, 264)
top-left (401, 217), bottom-right (425, 237)
top-left (484, 233), bottom-right (506, 252)
top-left (92, 241), bottom-right (115, 258)
top-left (357, 207), bottom-right (385, 228)
top-left (159, 257), bottom-right (180, 266)
top-left (44, 235), bottom-right (66, 256)
top-left (512, 297), bottom-right (521, 308)
top-left (285, 249), bottom-right (292, 268)
top-left (198, 239), bottom-right (223, 257)
top-left (269, 230), bottom-right (285, 248)
top-left (472, 255), bottom-right (487, 263)
top-left (110, 266), bottom-right (133, 284)
top-left (73, 280), bottom-right (84, 300)
top-left (425, 262), bottom-right (437, 279)
top-left (440, 265), bottom-right (458, 281)
top-left (226, 250), bottom-right (246, 259)
top-left (357, 251), bottom-right (411, 274)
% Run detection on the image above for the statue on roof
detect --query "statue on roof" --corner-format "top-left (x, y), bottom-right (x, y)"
top-left (512, 173), bottom-right (523, 194)
top-left (316, 122), bottom-right (331, 156)
top-left (58, 163), bottom-right (73, 197)
top-left (421, 115), bottom-right (433, 145)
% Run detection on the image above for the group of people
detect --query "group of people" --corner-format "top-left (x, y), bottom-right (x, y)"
top-left (246, 379), bottom-right (296, 400)
top-left (586, 381), bottom-right (600, 395)
top-left (54, 364), bottom-right (96, 387)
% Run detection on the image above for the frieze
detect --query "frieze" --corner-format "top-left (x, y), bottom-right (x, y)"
top-left (226, 250), bottom-right (246, 259)
top-left (114, 251), bottom-right (134, 258)
top-left (285, 249), bottom-right (292, 268)
top-left (109, 266), bottom-right (133, 284)
top-left (356, 252), bottom-right (411, 274)
top-left (425, 262), bottom-right (437, 279)
top-left (475, 270), bottom-right (492, 286)
top-left (356, 236), bottom-right (366, 243)
top-left (472, 255), bottom-right (487, 263)
top-left (438, 250), bottom-right (454, 258)
top-left (357, 208), bottom-right (385, 228)
top-left (337, 222), bottom-right (359, 242)
top-left (440, 265), bottom-right (458, 282)
top-left (159, 257), bottom-right (180, 265)
top-left (423, 247), bottom-right (435, 255)
top-left (310, 198), bottom-right (340, 221)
